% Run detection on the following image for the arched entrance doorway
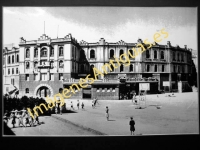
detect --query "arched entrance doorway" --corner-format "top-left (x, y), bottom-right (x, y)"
top-left (36, 86), bottom-right (51, 97)
top-left (34, 84), bottom-right (53, 97)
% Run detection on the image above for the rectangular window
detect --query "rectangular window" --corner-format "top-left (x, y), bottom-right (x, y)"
top-left (162, 65), bottom-right (165, 72)
top-left (59, 73), bottom-right (63, 80)
top-left (26, 74), bottom-right (29, 81)
top-left (41, 73), bottom-right (47, 81)
top-left (16, 68), bottom-right (18, 74)
top-left (12, 68), bottom-right (14, 74)
top-left (154, 65), bottom-right (157, 72)
top-left (8, 69), bottom-right (10, 75)
top-left (50, 73), bottom-right (54, 81)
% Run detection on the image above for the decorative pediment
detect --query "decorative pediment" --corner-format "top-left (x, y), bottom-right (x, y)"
top-left (80, 40), bottom-right (88, 45)
top-left (38, 34), bottom-right (50, 41)
top-left (117, 40), bottom-right (126, 45)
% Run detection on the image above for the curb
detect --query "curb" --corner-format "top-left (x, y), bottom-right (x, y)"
top-left (51, 114), bottom-right (107, 135)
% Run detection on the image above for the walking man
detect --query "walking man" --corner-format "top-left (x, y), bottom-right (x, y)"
top-left (81, 102), bottom-right (84, 110)
top-left (77, 100), bottom-right (80, 110)
top-left (129, 117), bottom-right (135, 135)
top-left (59, 103), bottom-right (63, 115)
top-left (105, 106), bottom-right (109, 121)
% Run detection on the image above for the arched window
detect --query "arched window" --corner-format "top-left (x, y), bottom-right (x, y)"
top-left (147, 64), bottom-right (150, 72)
top-left (110, 65), bottom-right (114, 72)
top-left (16, 68), bottom-right (18, 74)
top-left (119, 49), bottom-right (124, 56)
top-left (25, 88), bottom-right (29, 93)
top-left (154, 50), bottom-right (157, 59)
top-left (177, 53), bottom-right (180, 61)
top-left (146, 50), bottom-right (150, 58)
top-left (181, 53), bottom-right (184, 62)
top-left (16, 55), bottom-right (19, 62)
top-left (34, 48), bottom-right (38, 57)
top-left (80, 64), bottom-right (84, 73)
top-left (178, 65), bottom-right (180, 73)
top-left (8, 56), bottom-right (11, 64)
top-left (130, 64), bottom-right (133, 72)
top-left (59, 60), bottom-right (64, 68)
top-left (34, 61), bottom-right (38, 68)
top-left (154, 65), bottom-right (157, 72)
top-left (110, 49), bottom-right (114, 58)
top-left (41, 47), bottom-right (47, 57)
top-left (12, 55), bottom-right (14, 63)
top-left (26, 48), bottom-right (30, 58)
top-left (173, 52), bottom-right (176, 61)
top-left (160, 51), bottom-right (164, 59)
top-left (128, 49), bottom-right (134, 58)
top-left (50, 48), bottom-right (54, 57)
top-left (59, 47), bottom-right (63, 56)
top-left (90, 50), bottom-right (95, 58)
top-left (26, 62), bottom-right (30, 69)
top-left (174, 65), bottom-right (176, 72)
top-left (182, 65), bottom-right (184, 73)
top-left (120, 64), bottom-right (124, 72)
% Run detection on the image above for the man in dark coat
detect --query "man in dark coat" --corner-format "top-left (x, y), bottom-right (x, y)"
top-left (129, 117), bottom-right (135, 135)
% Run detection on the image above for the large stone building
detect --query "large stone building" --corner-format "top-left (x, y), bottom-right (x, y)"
top-left (3, 33), bottom-right (196, 100)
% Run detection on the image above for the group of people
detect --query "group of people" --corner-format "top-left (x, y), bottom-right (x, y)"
top-left (70, 100), bottom-right (85, 110)
top-left (3, 108), bottom-right (40, 128)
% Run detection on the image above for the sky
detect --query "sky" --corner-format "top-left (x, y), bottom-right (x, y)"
top-left (3, 7), bottom-right (197, 50)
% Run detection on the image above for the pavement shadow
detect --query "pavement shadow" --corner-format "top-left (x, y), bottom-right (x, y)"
top-left (3, 122), bottom-right (15, 135)
top-left (108, 119), bottom-right (116, 121)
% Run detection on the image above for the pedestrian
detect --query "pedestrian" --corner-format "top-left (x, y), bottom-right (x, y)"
top-left (24, 112), bottom-right (31, 127)
top-left (132, 93), bottom-right (136, 103)
top-left (81, 102), bottom-right (84, 109)
top-left (34, 113), bottom-right (40, 125)
top-left (3, 110), bottom-right (9, 124)
top-left (105, 106), bottom-right (109, 121)
top-left (129, 117), bottom-right (135, 135)
top-left (10, 111), bottom-right (16, 128)
top-left (92, 100), bottom-right (94, 108)
top-left (77, 100), bottom-right (80, 110)
top-left (16, 111), bottom-right (25, 127)
top-left (55, 103), bottom-right (58, 114)
top-left (71, 101), bottom-right (74, 110)
top-left (59, 103), bottom-right (62, 115)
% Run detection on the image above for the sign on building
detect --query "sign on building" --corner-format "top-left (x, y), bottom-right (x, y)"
top-left (139, 83), bottom-right (150, 90)
top-left (163, 81), bottom-right (170, 86)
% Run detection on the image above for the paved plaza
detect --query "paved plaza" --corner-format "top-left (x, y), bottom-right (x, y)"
top-left (6, 92), bottom-right (199, 136)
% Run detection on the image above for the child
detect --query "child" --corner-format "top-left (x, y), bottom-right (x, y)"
top-left (81, 102), bottom-right (84, 109)
top-left (105, 106), bottom-right (109, 121)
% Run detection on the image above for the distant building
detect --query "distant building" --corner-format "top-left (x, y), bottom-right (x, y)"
top-left (3, 34), bottom-right (196, 99)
